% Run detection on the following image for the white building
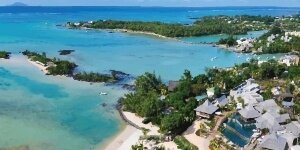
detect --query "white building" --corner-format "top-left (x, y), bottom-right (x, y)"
top-left (279, 55), bottom-right (300, 66)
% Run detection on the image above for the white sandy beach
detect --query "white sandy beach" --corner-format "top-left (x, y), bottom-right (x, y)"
top-left (26, 59), bottom-right (48, 74)
top-left (183, 120), bottom-right (210, 150)
top-left (104, 111), bottom-right (178, 150)
top-left (104, 125), bottom-right (142, 150)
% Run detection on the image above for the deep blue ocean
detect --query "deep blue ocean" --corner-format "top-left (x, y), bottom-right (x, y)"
top-left (0, 6), bottom-right (299, 150)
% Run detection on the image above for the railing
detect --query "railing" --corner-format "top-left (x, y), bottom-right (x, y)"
top-left (116, 99), bottom-right (143, 130)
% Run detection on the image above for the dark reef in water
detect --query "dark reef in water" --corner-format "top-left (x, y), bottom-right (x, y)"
top-left (58, 50), bottom-right (75, 55)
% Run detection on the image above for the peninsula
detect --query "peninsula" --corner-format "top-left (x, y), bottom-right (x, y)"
top-left (68, 14), bottom-right (300, 54)
top-left (67, 15), bottom-right (274, 38)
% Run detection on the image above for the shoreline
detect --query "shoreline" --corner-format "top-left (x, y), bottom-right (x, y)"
top-left (71, 27), bottom-right (260, 49)
top-left (26, 59), bottom-right (49, 74)
top-left (0, 54), bottom-right (130, 150)
top-left (102, 125), bottom-right (141, 150)
top-left (104, 109), bottom-right (178, 150)
top-left (21, 54), bottom-right (141, 150)
top-left (80, 27), bottom-right (180, 41)
top-left (72, 26), bottom-right (209, 45)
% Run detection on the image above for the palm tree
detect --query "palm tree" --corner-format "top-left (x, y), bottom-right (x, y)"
top-left (131, 142), bottom-right (144, 150)
top-left (209, 139), bottom-right (221, 150)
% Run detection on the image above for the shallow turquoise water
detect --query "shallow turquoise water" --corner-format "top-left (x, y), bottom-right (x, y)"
top-left (0, 56), bottom-right (127, 149)
top-left (0, 6), bottom-right (298, 150)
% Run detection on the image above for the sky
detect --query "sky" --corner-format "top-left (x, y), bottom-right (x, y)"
top-left (0, 0), bottom-right (300, 7)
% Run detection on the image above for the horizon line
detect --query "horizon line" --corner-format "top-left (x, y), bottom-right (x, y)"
top-left (1, 5), bottom-right (300, 8)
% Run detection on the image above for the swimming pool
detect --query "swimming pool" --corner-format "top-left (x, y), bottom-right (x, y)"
top-left (221, 114), bottom-right (255, 147)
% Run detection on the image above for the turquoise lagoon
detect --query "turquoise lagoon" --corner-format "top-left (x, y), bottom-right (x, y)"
top-left (0, 6), bottom-right (299, 150)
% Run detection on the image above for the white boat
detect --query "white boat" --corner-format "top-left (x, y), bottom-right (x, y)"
top-left (99, 92), bottom-right (107, 95)
top-left (210, 57), bottom-right (217, 61)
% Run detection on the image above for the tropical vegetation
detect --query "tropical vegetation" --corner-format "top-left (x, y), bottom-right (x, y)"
top-left (253, 23), bottom-right (300, 53)
top-left (69, 15), bottom-right (276, 37)
top-left (0, 51), bottom-right (11, 59)
top-left (122, 56), bottom-right (300, 137)
top-left (22, 50), bottom-right (77, 76)
top-left (73, 72), bottom-right (116, 82)
top-left (218, 36), bottom-right (238, 46)
top-left (174, 136), bottom-right (198, 150)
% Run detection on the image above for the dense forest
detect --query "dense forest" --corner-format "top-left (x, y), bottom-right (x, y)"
top-left (69, 15), bottom-right (275, 37)
top-left (122, 58), bottom-right (300, 135)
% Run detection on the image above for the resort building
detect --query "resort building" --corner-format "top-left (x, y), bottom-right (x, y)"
top-left (236, 92), bottom-right (264, 106)
top-left (194, 100), bottom-right (218, 119)
top-left (235, 38), bottom-right (256, 52)
top-left (272, 87), bottom-right (282, 96)
top-left (255, 99), bottom-right (281, 114)
top-left (238, 105), bottom-right (261, 123)
top-left (255, 111), bottom-right (290, 133)
top-left (280, 121), bottom-right (300, 148)
top-left (230, 78), bottom-right (260, 97)
top-left (291, 145), bottom-right (300, 150)
top-left (279, 93), bottom-right (295, 107)
top-left (46, 62), bottom-right (57, 67)
top-left (206, 87), bottom-right (215, 98)
top-left (256, 133), bottom-right (289, 150)
top-left (74, 22), bottom-right (81, 26)
top-left (279, 55), bottom-right (300, 66)
top-left (286, 31), bottom-right (300, 37)
top-left (168, 80), bottom-right (179, 92)
top-left (214, 95), bottom-right (229, 107)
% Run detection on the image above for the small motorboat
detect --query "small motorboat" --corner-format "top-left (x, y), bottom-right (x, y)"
top-left (211, 57), bottom-right (217, 61)
top-left (99, 92), bottom-right (107, 95)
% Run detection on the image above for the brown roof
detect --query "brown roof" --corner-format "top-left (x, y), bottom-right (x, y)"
top-left (168, 81), bottom-right (180, 91)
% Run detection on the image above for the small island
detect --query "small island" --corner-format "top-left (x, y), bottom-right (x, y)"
top-left (22, 50), bottom-right (129, 83)
top-left (22, 50), bottom-right (77, 76)
top-left (0, 51), bottom-right (11, 59)
top-left (7, 2), bottom-right (28, 6)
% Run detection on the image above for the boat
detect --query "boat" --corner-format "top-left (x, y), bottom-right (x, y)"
top-left (211, 57), bottom-right (217, 61)
top-left (99, 92), bottom-right (107, 95)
